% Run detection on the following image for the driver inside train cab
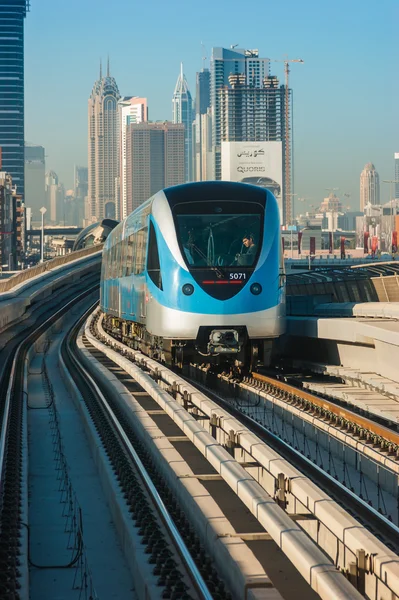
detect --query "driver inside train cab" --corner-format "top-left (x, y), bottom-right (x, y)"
top-left (236, 234), bottom-right (257, 266)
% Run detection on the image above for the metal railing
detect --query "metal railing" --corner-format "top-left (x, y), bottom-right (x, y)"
top-left (0, 245), bottom-right (103, 294)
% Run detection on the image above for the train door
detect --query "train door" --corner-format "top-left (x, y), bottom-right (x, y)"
top-left (136, 225), bottom-right (148, 322)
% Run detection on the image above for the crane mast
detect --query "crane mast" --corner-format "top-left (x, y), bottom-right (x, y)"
top-left (272, 58), bottom-right (303, 226)
top-left (284, 61), bottom-right (291, 226)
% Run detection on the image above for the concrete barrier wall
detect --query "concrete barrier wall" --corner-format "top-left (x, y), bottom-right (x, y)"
top-left (287, 275), bottom-right (399, 310)
top-left (0, 244), bottom-right (102, 293)
top-left (0, 255), bottom-right (101, 335)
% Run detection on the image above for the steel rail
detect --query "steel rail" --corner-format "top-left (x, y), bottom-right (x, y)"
top-left (0, 284), bottom-right (99, 499)
top-left (251, 372), bottom-right (399, 452)
top-left (65, 316), bottom-right (213, 600)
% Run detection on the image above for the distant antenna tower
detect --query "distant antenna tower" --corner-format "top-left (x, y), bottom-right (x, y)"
top-left (201, 42), bottom-right (207, 68)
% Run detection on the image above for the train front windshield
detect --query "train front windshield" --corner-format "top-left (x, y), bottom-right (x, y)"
top-left (174, 201), bottom-right (264, 268)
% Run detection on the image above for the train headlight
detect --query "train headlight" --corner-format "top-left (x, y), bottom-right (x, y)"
top-left (182, 283), bottom-right (194, 296)
top-left (250, 283), bottom-right (262, 295)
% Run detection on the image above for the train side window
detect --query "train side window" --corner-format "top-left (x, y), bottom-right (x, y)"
top-left (147, 221), bottom-right (163, 290)
top-left (114, 243), bottom-right (119, 279)
top-left (134, 226), bottom-right (148, 275)
top-left (111, 244), bottom-right (115, 279)
top-left (106, 248), bottom-right (111, 280)
top-left (134, 230), bottom-right (141, 275)
top-left (126, 234), bottom-right (134, 275)
top-left (121, 235), bottom-right (128, 277)
top-left (115, 242), bottom-right (121, 278)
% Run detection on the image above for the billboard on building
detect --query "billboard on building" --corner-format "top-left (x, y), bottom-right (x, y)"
top-left (221, 141), bottom-right (283, 218)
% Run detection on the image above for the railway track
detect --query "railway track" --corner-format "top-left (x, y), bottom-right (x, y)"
top-left (84, 308), bottom-right (399, 599)
top-left (249, 371), bottom-right (399, 455)
top-left (0, 282), bottom-right (99, 598)
top-left (63, 311), bottom-right (215, 600)
top-left (190, 371), bottom-right (399, 546)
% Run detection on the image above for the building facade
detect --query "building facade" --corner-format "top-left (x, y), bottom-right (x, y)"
top-left (25, 144), bottom-right (45, 222)
top-left (0, 1), bottom-right (29, 201)
top-left (0, 170), bottom-right (23, 270)
top-left (45, 170), bottom-right (64, 224)
top-left (87, 61), bottom-right (120, 224)
top-left (318, 193), bottom-right (343, 214)
top-left (74, 165), bottom-right (88, 200)
top-left (197, 108), bottom-right (213, 181)
top-left (219, 74), bottom-right (283, 143)
top-left (194, 68), bottom-right (211, 181)
top-left (360, 162), bottom-right (380, 211)
top-left (126, 122), bottom-right (184, 213)
top-left (172, 64), bottom-right (193, 182)
top-left (118, 96), bottom-right (148, 219)
top-left (73, 165), bottom-right (88, 226)
top-left (210, 48), bottom-right (270, 180)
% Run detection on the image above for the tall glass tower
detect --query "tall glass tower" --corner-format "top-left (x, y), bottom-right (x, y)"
top-left (87, 60), bottom-right (120, 223)
top-left (360, 163), bottom-right (380, 211)
top-left (172, 64), bottom-right (193, 182)
top-left (0, 1), bottom-right (29, 198)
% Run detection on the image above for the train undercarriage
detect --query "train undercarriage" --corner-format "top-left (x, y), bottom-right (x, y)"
top-left (101, 313), bottom-right (275, 374)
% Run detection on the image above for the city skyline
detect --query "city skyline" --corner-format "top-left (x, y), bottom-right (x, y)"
top-left (23, 0), bottom-right (397, 212)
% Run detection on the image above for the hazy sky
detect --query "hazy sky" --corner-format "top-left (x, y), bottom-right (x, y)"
top-left (25, 0), bottom-right (398, 212)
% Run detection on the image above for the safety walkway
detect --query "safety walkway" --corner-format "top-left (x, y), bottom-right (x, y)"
top-left (285, 306), bottom-right (399, 405)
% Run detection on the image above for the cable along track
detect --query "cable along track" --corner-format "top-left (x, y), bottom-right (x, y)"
top-left (0, 283), bottom-right (99, 598)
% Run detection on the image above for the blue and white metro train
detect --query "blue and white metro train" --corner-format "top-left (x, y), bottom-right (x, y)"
top-left (100, 181), bottom-right (285, 370)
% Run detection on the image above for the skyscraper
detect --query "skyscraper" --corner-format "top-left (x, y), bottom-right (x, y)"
top-left (210, 48), bottom-right (270, 180)
top-left (360, 163), bottom-right (380, 211)
top-left (126, 122), bottom-right (184, 212)
top-left (74, 165), bottom-right (88, 201)
top-left (73, 166), bottom-right (88, 227)
top-left (87, 60), bottom-right (120, 224)
top-left (196, 68), bottom-right (210, 115)
top-left (25, 144), bottom-right (45, 222)
top-left (219, 74), bottom-right (283, 142)
top-left (117, 96), bottom-right (148, 219)
top-left (172, 64), bottom-right (193, 182)
top-left (395, 153), bottom-right (399, 200)
top-left (45, 170), bottom-right (64, 224)
top-left (194, 68), bottom-right (211, 181)
top-left (0, 1), bottom-right (29, 200)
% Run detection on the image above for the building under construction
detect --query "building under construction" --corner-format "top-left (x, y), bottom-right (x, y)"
top-left (219, 74), bottom-right (285, 142)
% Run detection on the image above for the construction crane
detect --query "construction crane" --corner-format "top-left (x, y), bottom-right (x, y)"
top-left (200, 42), bottom-right (207, 69)
top-left (272, 58), bottom-right (304, 226)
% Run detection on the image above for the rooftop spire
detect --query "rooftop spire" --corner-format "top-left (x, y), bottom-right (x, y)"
top-left (180, 62), bottom-right (183, 79)
top-left (107, 55), bottom-right (110, 77)
top-left (99, 58), bottom-right (102, 79)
